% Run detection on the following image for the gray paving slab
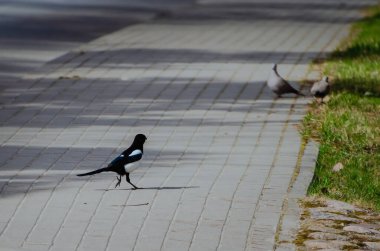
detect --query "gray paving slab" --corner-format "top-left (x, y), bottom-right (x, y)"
top-left (0, 0), bottom-right (377, 250)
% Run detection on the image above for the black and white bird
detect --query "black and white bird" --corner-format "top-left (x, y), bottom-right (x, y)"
top-left (77, 134), bottom-right (147, 189)
top-left (311, 76), bottom-right (330, 103)
top-left (267, 64), bottom-right (304, 97)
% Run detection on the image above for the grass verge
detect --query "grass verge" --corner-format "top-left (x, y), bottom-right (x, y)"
top-left (301, 5), bottom-right (380, 211)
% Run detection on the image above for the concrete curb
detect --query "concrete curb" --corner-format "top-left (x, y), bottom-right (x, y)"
top-left (276, 140), bottom-right (319, 251)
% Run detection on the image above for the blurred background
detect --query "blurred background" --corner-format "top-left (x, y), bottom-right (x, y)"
top-left (0, 0), bottom-right (194, 82)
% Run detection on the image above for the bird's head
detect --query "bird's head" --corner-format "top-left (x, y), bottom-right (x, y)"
top-left (134, 134), bottom-right (147, 144)
top-left (323, 76), bottom-right (329, 82)
top-left (272, 64), bottom-right (278, 71)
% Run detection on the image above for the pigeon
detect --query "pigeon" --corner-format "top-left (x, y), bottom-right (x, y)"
top-left (267, 64), bottom-right (304, 97)
top-left (77, 134), bottom-right (147, 189)
top-left (311, 76), bottom-right (330, 103)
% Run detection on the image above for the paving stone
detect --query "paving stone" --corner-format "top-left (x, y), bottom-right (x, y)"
top-left (304, 240), bottom-right (356, 250)
top-left (308, 232), bottom-right (349, 241)
top-left (325, 199), bottom-right (366, 213)
top-left (344, 225), bottom-right (380, 235)
top-left (364, 242), bottom-right (380, 250)
top-left (310, 209), bottom-right (362, 223)
top-left (307, 224), bottom-right (343, 235)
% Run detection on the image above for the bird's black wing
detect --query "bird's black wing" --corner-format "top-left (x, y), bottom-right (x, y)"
top-left (124, 151), bottom-right (143, 164)
top-left (108, 155), bottom-right (125, 167)
top-left (121, 146), bottom-right (133, 157)
top-left (109, 150), bottom-right (143, 166)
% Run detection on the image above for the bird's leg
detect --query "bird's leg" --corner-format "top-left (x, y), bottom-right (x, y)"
top-left (314, 97), bottom-right (321, 104)
top-left (126, 173), bottom-right (139, 190)
top-left (115, 175), bottom-right (122, 188)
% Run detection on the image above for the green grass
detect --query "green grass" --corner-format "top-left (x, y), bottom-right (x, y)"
top-left (302, 5), bottom-right (380, 211)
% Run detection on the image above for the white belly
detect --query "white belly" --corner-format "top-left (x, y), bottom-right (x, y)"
top-left (124, 162), bottom-right (139, 173)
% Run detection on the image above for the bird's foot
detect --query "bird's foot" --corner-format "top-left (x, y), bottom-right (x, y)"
top-left (115, 176), bottom-right (121, 188)
top-left (316, 98), bottom-right (325, 105)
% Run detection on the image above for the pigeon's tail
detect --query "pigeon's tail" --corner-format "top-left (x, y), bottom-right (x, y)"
top-left (77, 167), bottom-right (109, 176)
top-left (281, 80), bottom-right (305, 97)
top-left (295, 90), bottom-right (305, 96)
top-left (288, 84), bottom-right (305, 96)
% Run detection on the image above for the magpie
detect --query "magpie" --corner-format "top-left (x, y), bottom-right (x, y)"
top-left (267, 64), bottom-right (305, 97)
top-left (77, 134), bottom-right (147, 189)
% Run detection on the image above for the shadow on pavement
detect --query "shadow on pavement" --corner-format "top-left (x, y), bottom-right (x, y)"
top-left (101, 186), bottom-right (200, 191)
top-left (0, 0), bottom-right (193, 79)
top-left (168, 0), bottom-right (371, 24)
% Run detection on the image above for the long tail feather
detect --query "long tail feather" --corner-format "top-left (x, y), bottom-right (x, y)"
top-left (77, 167), bottom-right (109, 176)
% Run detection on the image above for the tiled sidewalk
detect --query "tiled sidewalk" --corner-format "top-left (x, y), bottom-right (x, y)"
top-left (0, 1), bottom-right (375, 250)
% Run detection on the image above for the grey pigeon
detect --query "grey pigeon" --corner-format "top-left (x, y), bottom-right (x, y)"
top-left (267, 64), bottom-right (304, 97)
top-left (311, 76), bottom-right (330, 103)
